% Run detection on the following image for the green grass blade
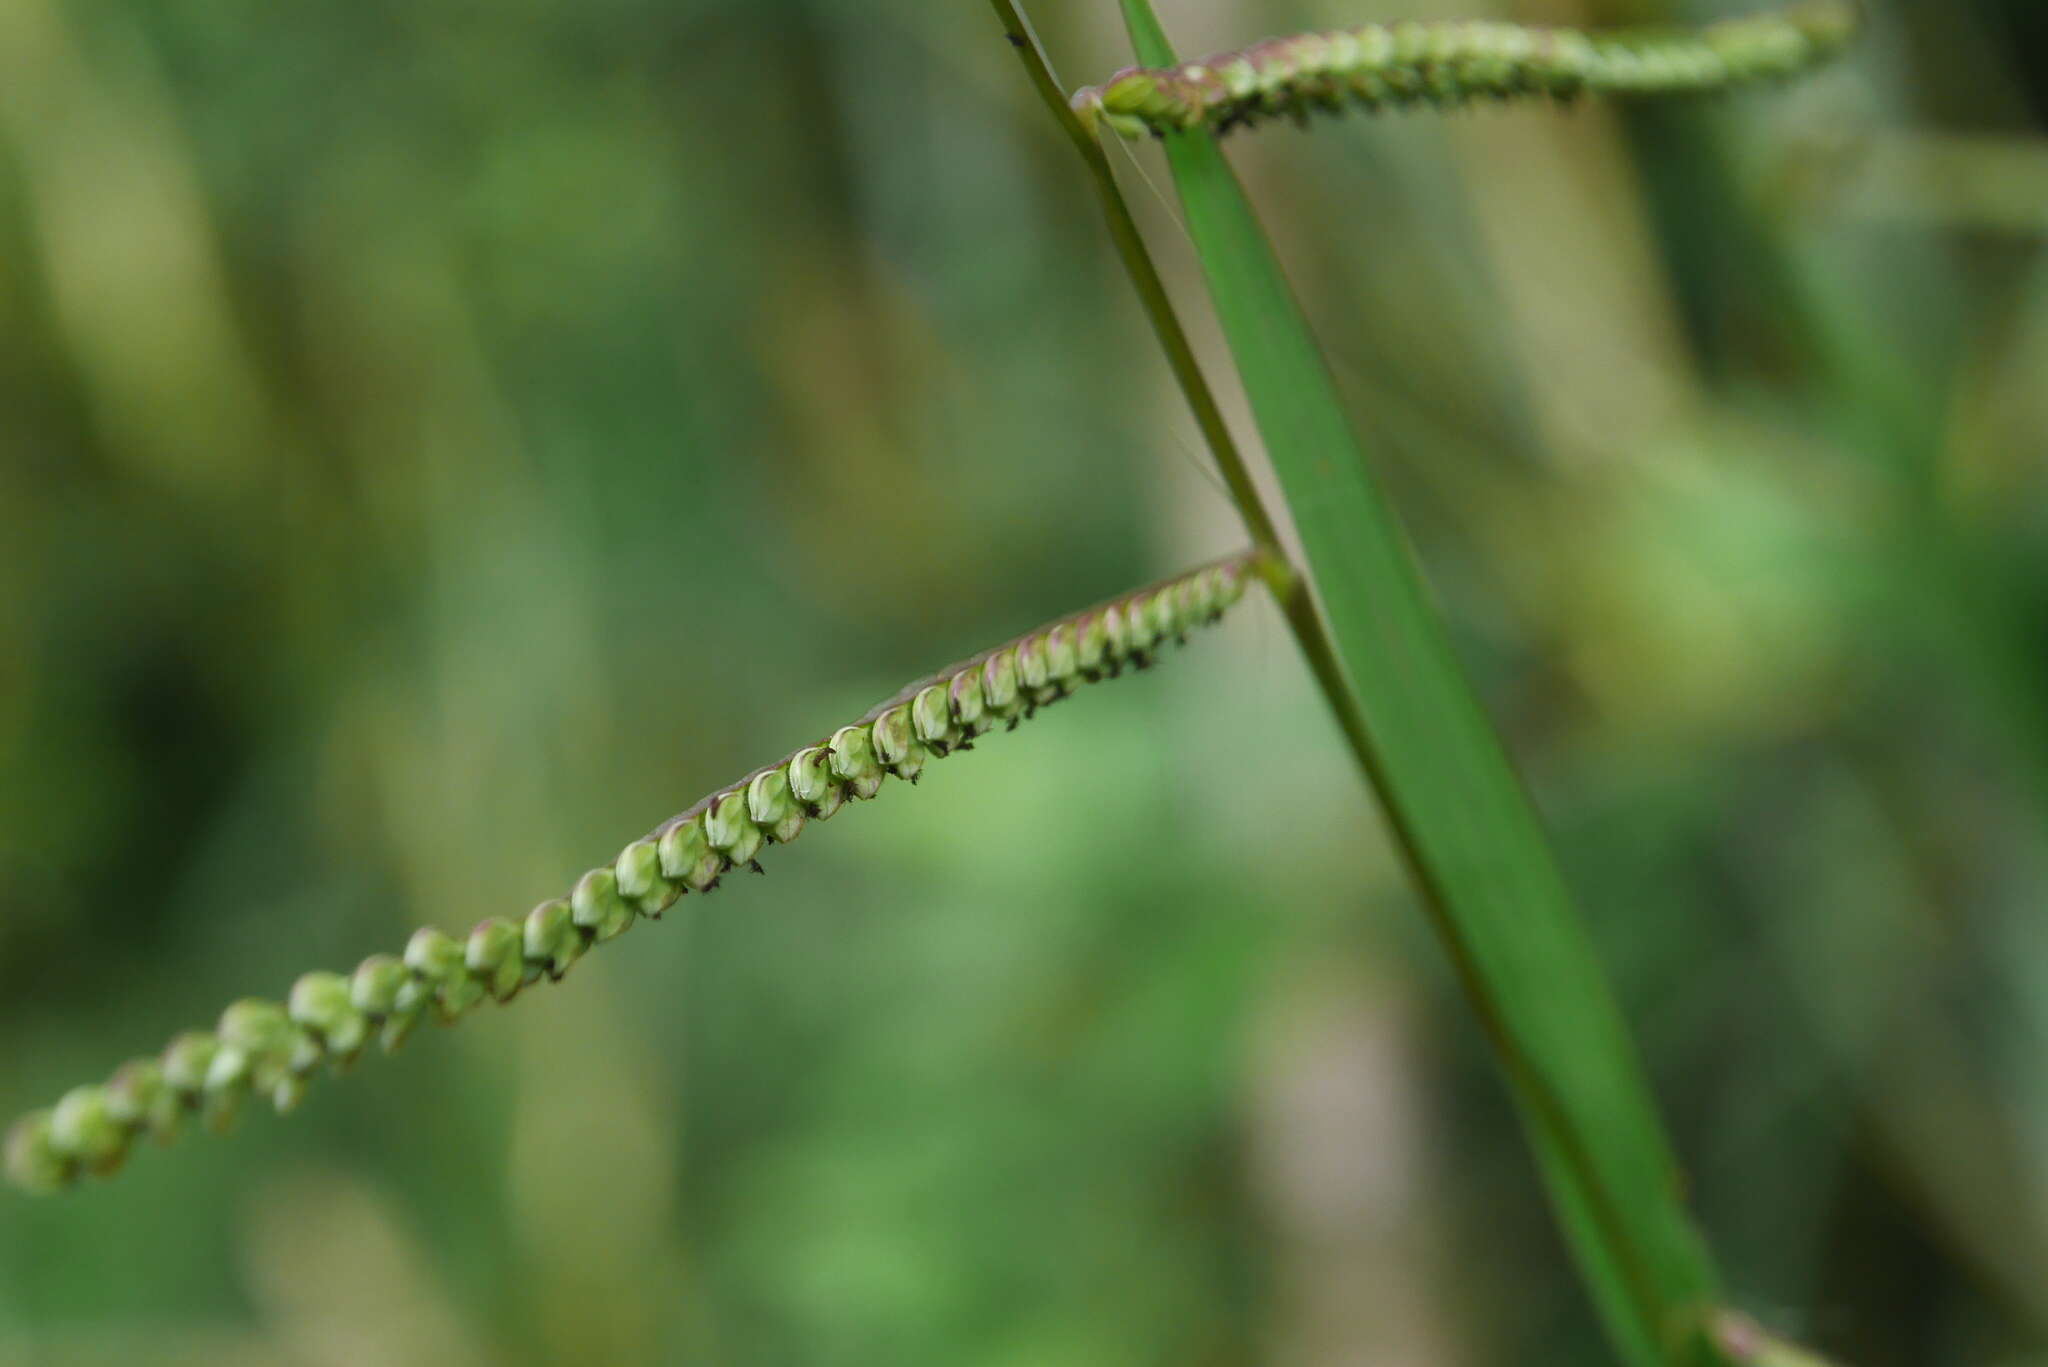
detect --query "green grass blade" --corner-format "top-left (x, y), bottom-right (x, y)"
top-left (1113, 4), bottom-right (1726, 1362)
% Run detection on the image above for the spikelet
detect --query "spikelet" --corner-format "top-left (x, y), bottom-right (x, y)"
top-left (5, 552), bottom-right (1258, 1193)
top-left (1071, 0), bottom-right (1858, 139)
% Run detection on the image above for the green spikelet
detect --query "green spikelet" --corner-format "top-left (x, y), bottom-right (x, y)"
top-left (5, 551), bottom-right (1258, 1194)
top-left (1071, 0), bottom-right (1858, 139)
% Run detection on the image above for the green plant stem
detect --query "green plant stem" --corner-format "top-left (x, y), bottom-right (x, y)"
top-left (983, 0), bottom-right (1380, 801)
top-left (987, 0), bottom-right (1270, 551)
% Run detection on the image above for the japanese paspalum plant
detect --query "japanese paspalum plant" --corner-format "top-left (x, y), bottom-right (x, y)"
top-left (11, 2), bottom-right (1853, 1363)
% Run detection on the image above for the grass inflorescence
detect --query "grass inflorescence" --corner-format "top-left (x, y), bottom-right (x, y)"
top-left (1073, 0), bottom-right (1857, 140)
top-left (5, 552), bottom-right (1254, 1194)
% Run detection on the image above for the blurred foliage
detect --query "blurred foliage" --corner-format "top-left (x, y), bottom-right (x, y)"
top-left (1, 0), bottom-right (2045, 1363)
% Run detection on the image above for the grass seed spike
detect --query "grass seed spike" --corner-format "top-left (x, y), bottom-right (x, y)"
top-left (1072, 0), bottom-right (1858, 139)
top-left (5, 551), bottom-right (1257, 1193)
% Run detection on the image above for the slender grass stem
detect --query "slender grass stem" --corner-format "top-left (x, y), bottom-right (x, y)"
top-left (984, 0), bottom-right (1381, 805)
top-left (986, 0), bottom-right (1273, 558)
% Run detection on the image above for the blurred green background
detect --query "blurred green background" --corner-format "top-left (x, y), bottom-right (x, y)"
top-left (3, 0), bottom-right (2045, 1361)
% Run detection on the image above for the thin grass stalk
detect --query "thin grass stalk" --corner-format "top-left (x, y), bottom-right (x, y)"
top-left (985, 0), bottom-right (1381, 856)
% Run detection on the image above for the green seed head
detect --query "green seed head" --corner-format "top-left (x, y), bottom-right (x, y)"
top-left (786, 746), bottom-right (846, 820)
top-left (289, 971), bottom-right (367, 1055)
top-left (350, 954), bottom-right (408, 1016)
top-left (5, 1113), bottom-right (68, 1193)
top-left (466, 918), bottom-right (526, 1002)
top-left (1146, 586), bottom-right (1180, 640)
top-left (615, 838), bottom-right (680, 916)
top-left (910, 684), bottom-right (955, 750)
top-left (203, 1044), bottom-right (252, 1097)
top-left (1042, 624), bottom-right (1080, 683)
top-left (828, 724), bottom-right (884, 800)
top-left (1098, 602), bottom-right (1126, 660)
top-left (1323, 31), bottom-right (1360, 73)
top-left (948, 671), bottom-right (988, 736)
top-left (1290, 34), bottom-right (1337, 81)
top-left (658, 813), bottom-right (723, 890)
top-left (981, 649), bottom-right (1021, 718)
top-left (1100, 69), bottom-right (1167, 117)
top-left (400, 930), bottom-right (472, 1025)
top-left (706, 789), bottom-right (765, 865)
top-left (1216, 562), bottom-right (1248, 609)
top-left (105, 1059), bottom-right (178, 1143)
top-left (1014, 634), bottom-right (1053, 695)
top-left (217, 999), bottom-right (293, 1061)
top-left (52, 1086), bottom-right (125, 1174)
top-left (1217, 54), bottom-right (1261, 98)
top-left (161, 1031), bottom-right (220, 1093)
top-left (570, 869), bottom-right (636, 944)
top-left (1102, 110), bottom-right (1151, 139)
top-left (1122, 594), bottom-right (1159, 652)
top-left (1073, 613), bottom-right (1108, 674)
top-left (871, 704), bottom-right (924, 781)
top-left (523, 899), bottom-right (585, 978)
top-left (748, 768), bottom-right (806, 843)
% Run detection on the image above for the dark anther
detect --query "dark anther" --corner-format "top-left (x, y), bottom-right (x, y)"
top-left (706, 877), bottom-right (722, 892)
top-left (1006, 716), bottom-right (1021, 732)
top-left (749, 859), bottom-right (766, 875)
top-left (1006, 31), bottom-right (1025, 47)
top-left (928, 741), bottom-right (950, 758)
top-left (956, 740), bottom-right (975, 752)
top-left (909, 773), bottom-right (920, 785)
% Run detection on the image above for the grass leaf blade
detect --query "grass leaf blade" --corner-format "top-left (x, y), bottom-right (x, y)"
top-left (1115, 4), bottom-right (1726, 1361)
